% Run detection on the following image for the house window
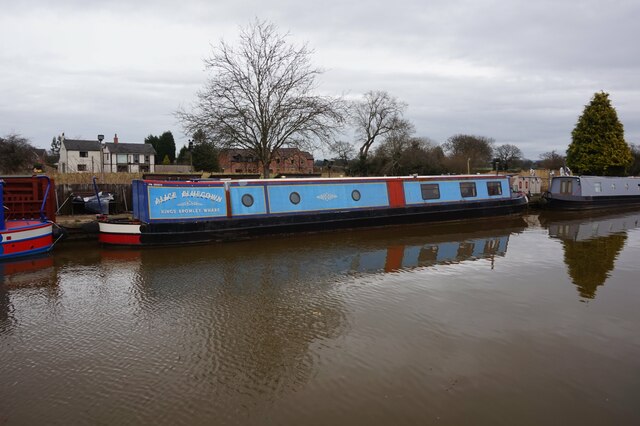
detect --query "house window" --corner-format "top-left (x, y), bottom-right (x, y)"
top-left (134, 154), bottom-right (139, 163)
top-left (140, 165), bottom-right (149, 173)
top-left (79, 151), bottom-right (88, 158)
top-left (460, 182), bottom-right (477, 198)
top-left (117, 154), bottom-right (128, 164)
top-left (117, 165), bottom-right (128, 172)
top-left (560, 180), bottom-right (573, 194)
top-left (487, 181), bottom-right (502, 196)
top-left (420, 183), bottom-right (440, 200)
top-left (104, 153), bottom-right (110, 162)
top-left (144, 155), bottom-right (150, 163)
top-left (77, 164), bottom-right (87, 171)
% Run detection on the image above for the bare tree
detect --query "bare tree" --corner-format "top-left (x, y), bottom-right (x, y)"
top-left (0, 133), bottom-right (36, 174)
top-left (442, 134), bottom-right (494, 173)
top-left (538, 150), bottom-right (566, 170)
top-left (352, 90), bottom-right (407, 160)
top-left (494, 143), bottom-right (523, 170)
top-left (328, 140), bottom-right (356, 164)
top-left (177, 20), bottom-right (344, 178)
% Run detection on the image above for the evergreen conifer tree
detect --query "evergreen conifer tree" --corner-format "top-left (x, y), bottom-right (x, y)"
top-left (567, 92), bottom-right (632, 175)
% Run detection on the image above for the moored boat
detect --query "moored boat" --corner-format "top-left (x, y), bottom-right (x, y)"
top-left (1, 177), bottom-right (55, 260)
top-left (98, 174), bottom-right (528, 246)
top-left (542, 175), bottom-right (640, 210)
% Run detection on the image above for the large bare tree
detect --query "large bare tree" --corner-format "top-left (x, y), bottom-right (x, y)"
top-left (352, 90), bottom-right (407, 160)
top-left (442, 134), bottom-right (494, 173)
top-left (176, 20), bottom-right (344, 178)
top-left (494, 143), bottom-right (523, 170)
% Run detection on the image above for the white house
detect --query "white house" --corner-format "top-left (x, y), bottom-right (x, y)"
top-left (58, 137), bottom-right (102, 173)
top-left (102, 134), bottom-right (156, 173)
top-left (57, 133), bottom-right (156, 173)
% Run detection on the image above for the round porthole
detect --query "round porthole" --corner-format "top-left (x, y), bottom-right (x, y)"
top-left (241, 194), bottom-right (254, 207)
top-left (289, 192), bottom-right (301, 205)
top-left (352, 189), bottom-right (361, 201)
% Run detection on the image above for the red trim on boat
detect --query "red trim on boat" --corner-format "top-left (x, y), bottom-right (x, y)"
top-left (386, 180), bottom-right (406, 208)
top-left (1, 234), bottom-right (53, 255)
top-left (99, 233), bottom-right (142, 245)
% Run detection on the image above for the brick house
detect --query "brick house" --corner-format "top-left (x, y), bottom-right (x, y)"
top-left (219, 148), bottom-right (314, 175)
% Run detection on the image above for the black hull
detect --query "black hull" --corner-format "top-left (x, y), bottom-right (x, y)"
top-left (544, 195), bottom-right (640, 211)
top-left (130, 197), bottom-right (528, 246)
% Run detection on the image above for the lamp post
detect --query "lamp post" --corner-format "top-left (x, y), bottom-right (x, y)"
top-left (467, 157), bottom-right (471, 174)
top-left (188, 139), bottom-right (193, 171)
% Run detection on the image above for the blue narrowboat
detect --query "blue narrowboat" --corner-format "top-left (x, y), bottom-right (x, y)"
top-left (543, 176), bottom-right (640, 210)
top-left (98, 174), bottom-right (528, 246)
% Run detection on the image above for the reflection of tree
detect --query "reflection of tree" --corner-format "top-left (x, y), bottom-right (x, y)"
top-left (562, 234), bottom-right (627, 299)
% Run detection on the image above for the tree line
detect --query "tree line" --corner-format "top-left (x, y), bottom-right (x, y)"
top-left (175, 20), bottom-right (637, 178)
top-left (2, 22), bottom-right (637, 177)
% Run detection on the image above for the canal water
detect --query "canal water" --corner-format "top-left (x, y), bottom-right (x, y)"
top-left (2, 210), bottom-right (640, 425)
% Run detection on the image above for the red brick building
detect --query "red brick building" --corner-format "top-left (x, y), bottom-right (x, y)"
top-left (219, 148), bottom-right (314, 176)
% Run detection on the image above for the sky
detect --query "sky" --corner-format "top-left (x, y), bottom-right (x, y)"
top-left (2, 0), bottom-right (639, 161)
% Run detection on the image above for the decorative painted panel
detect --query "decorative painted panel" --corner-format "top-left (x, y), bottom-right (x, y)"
top-left (229, 185), bottom-right (268, 216)
top-left (267, 182), bottom-right (389, 214)
top-left (147, 185), bottom-right (227, 220)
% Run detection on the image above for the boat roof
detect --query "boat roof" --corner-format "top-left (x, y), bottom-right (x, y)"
top-left (142, 174), bottom-right (510, 185)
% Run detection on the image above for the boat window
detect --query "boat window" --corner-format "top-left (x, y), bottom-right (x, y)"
top-left (241, 194), bottom-right (254, 207)
top-left (487, 181), bottom-right (502, 196)
top-left (625, 183), bottom-right (629, 190)
top-left (611, 184), bottom-right (616, 190)
top-left (421, 184), bottom-right (440, 200)
top-left (594, 182), bottom-right (602, 193)
top-left (560, 180), bottom-right (573, 194)
top-left (289, 192), bottom-right (301, 205)
top-left (352, 190), bottom-right (361, 201)
top-left (459, 182), bottom-right (476, 198)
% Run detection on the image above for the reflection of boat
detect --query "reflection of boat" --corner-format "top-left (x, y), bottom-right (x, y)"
top-left (126, 216), bottom-right (527, 281)
top-left (540, 209), bottom-right (640, 299)
top-left (543, 176), bottom-right (640, 210)
top-left (1, 176), bottom-right (55, 261)
top-left (0, 254), bottom-right (55, 287)
top-left (98, 174), bottom-right (527, 246)
top-left (540, 209), bottom-right (640, 241)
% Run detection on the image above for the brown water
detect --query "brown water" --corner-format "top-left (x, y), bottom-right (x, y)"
top-left (2, 210), bottom-right (640, 425)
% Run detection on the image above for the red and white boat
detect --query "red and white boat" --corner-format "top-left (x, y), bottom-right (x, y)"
top-left (1, 177), bottom-right (55, 261)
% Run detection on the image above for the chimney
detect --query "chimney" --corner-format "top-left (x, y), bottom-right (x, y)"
top-left (114, 133), bottom-right (119, 144)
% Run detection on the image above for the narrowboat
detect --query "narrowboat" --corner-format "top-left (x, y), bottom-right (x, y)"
top-left (1, 177), bottom-right (55, 260)
top-left (98, 174), bottom-right (528, 246)
top-left (542, 176), bottom-right (640, 210)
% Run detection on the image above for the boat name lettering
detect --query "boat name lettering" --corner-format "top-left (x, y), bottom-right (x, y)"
top-left (155, 192), bottom-right (177, 205)
top-left (181, 190), bottom-right (223, 203)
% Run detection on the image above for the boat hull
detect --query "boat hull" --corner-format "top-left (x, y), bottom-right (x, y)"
top-left (99, 196), bottom-right (528, 246)
top-left (543, 194), bottom-right (640, 210)
top-left (0, 221), bottom-right (54, 260)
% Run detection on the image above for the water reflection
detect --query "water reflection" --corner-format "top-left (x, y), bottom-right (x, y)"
top-left (540, 209), bottom-right (640, 299)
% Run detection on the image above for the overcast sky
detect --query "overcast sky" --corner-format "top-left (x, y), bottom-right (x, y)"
top-left (2, 0), bottom-right (639, 160)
